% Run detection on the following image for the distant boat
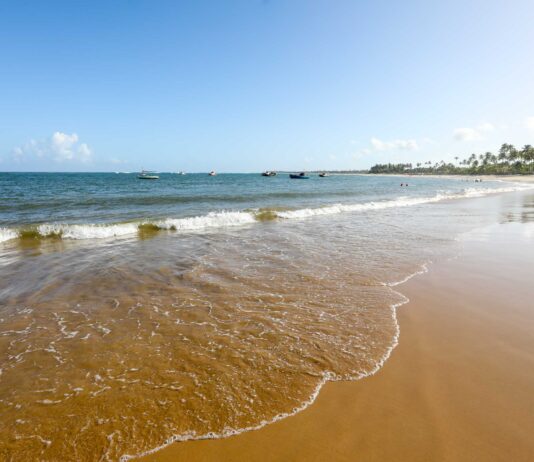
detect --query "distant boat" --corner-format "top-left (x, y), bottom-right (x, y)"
top-left (209, 171), bottom-right (217, 176)
top-left (261, 171), bottom-right (277, 177)
top-left (138, 170), bottom-right (159, 180)
top-left (177, 171), bottom-right (186, 175)
top-left (289, 172), bottom-right (309, 179)
top-left (318, 172), bottom-right (329, 177)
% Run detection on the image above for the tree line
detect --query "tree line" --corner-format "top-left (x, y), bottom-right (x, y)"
top-left (369, 143), bottom-right (534, 175)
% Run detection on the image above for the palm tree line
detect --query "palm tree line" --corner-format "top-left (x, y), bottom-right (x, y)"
top-left (369, 143), bottom-right (534, 175)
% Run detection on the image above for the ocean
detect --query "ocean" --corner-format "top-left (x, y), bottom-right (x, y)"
top-left (0, 172), bottom-right (532, 460)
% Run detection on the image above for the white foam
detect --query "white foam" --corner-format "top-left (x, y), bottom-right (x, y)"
top-left (0, 228), bottom-right (17, 243)
top-left (386, 262), bottom-right (430, 287)
top-left (153, 211), bottom-right (256, 231)
top-left (277, 196), bottom-right (439, 219)
top-left (118, 265), bottom-right (429, 462)
top-left (277, 183), bottom-right (534, 220)
top-left (2, 182), bottom-right (532, 246)
top-left (37, 223), bottom-right (139, 240)
top-left (461, 184), bottom-right (533, 197)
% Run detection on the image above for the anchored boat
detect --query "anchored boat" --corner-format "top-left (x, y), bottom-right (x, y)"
top-left (289, 172), bottom-right (309, 179)
top-left (138, 170), bottom-right (159, 180)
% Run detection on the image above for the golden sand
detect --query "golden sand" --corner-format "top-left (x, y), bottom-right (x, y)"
top-left (143, 221), bottom-right (534, 462)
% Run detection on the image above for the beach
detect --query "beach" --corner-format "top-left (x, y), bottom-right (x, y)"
top-left (3, 1), bottom-right (533, 460)
top-left (143, 202), bottom-right (534, 461)
top-left (1, 174), bottom-right (533, 460)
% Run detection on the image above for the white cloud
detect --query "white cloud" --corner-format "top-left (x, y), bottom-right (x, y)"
top-left (11, 132), bottom-right (92, 163)
top-left (525, 116), bottom-right (534, 132)
top-left (453, 127), bottom-right (481, 141)
top-left (51, 132), bottom-right (79, 160)
top-left (453, 122), bottom-right (494, 141)
top-left (368, 137), bottom-right (419, 152)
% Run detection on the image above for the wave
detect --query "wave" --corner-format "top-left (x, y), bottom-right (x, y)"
top-left (278, 184), bottom-right (533, 219)
top-left (149, 211), bottom-right (257, 231)
top-left (1, 183), bottom-right (532, 245)
top-left (119, 264), bottom-right (425, 461)
top-left (36, 223), bottom-right (140, 240)
top-left (0, 212), bottom-right (258, 243)
top-left (0, 228), bottom-right (18, 243)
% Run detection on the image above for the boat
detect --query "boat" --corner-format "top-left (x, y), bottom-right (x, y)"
top-left (318, 172), bottom-right (329, 177)
top-left (289, 172), bottom-right (309, 179)
top-left (138, 170), bottom-right (159, 180)
top-left (209, 171), bottom-right (217, 176)
top-left (177, 171), bottom-right (186, 175)
top-left (261, 171), bottom-right (277, 177)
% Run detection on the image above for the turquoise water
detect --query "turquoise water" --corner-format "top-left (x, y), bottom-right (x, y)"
top-left (0, 172), bottom-right (520, 240)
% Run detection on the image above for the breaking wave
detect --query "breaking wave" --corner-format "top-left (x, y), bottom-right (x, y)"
top-left (1, 183), bottom-right (531, 244)
top-left (0, 227), bottom-right (18, 243)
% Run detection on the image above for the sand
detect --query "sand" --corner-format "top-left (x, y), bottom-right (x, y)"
top-left (142, 220), bottom-right (534, 462)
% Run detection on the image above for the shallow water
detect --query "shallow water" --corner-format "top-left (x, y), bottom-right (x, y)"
top-left (0, 173), bottom-right (532, 460)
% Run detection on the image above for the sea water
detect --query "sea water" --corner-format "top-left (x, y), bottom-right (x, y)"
top-left (0, 172), bottom-right (532, 460)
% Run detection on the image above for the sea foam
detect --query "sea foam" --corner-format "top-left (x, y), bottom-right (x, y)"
top-left (1, 182), bottom-right (532, 245)
top-left (37, 223), bottom-right (140, 240)
top-left (0, 228), bottom-right (18, 243)
top-left (152, 211), bottom-right (257, 231)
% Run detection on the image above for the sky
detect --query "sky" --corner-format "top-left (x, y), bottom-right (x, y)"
top-left (0, 0), bottom-right (533, 172)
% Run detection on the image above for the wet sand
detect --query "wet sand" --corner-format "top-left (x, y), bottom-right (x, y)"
top-left (143, 220), bottom-right (534, 462)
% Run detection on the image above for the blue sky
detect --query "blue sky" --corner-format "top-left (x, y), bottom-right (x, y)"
top-left (1, 0), bottom-right (533, 172)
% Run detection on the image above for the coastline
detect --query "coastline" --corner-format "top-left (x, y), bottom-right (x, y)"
top-left (354, 173), bottom-right (534, 184)
top-left (142, 215), bottom-right (534, 461)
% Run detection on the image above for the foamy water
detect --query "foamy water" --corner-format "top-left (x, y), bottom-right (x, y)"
top-left (0, 179), bottom-right (531, 243)
top-left (0, 173), bottom-right (532, 460)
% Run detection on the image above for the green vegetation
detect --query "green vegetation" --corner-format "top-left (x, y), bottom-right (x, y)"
top-left (369, 143), bottom-right (534, 175)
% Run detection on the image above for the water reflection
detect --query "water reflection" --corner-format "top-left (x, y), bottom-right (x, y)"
top-left (500, 191), bottom-right (534, 224)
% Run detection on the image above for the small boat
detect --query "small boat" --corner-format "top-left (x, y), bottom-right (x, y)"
top-left (209, 171), bottom-right (217, 176)
top-left (138, 170), bottom-right (159, 180)
top-left (261, 171), bottom-right (277, 177)
top-left (177, 171), bottom-right (186, 175)
top-left (289, 172), bottom-right (309, 179)
top-left (318, 172), bottom-right (329, 177)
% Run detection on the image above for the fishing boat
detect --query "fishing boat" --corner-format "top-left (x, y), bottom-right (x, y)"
top-left (261, 171), bottom-right (277, 177)
top-left (138, 170), bottom-right (159, 180)
top-left (289, 172), bottom-right (309, 179)
top-left (209, 171), bottom-right (217, 176)
top-left (318, 172), bottom-right (329, 177)
top-left (177, 171), bottom-right (186, 175)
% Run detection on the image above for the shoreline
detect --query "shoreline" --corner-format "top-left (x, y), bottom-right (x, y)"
top-left (354, 173), bottom-right (534, 183)
top-left (2, 180), bottom-right (532, 246)
top-left (123, 264), bottom-right (422, 461)
top-left (142, 215), bottom-right (534, 461)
